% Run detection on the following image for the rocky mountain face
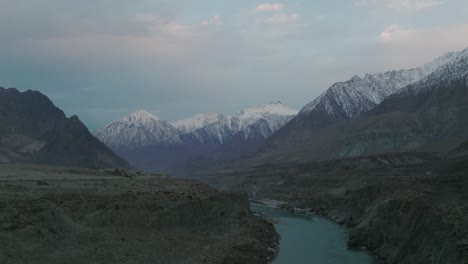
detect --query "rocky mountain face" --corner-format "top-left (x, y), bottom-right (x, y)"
top-left (94, 102), bottom-right (298, 173)
top-left (172, 113), bottom-right (225, 134)
top-left (267, 49), bottom-right (465, 155)
top-left (93, 110), bottom-right (182, 152)
top-left (181, 102), bottom-right (297, 145)
top-left (262, 47), bottom-right (468, 161)
top-left (179, 102), bottom-right (298, 163)
top-left (0, 88), bottom-right (131, 169)
top-left (295, 50), bottom-right (460, 125)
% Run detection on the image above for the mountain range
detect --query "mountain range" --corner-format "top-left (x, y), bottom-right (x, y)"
top-left (93, 101), bottom-right (298, 173)
top-left (93, 47), bottom-right (468, 174)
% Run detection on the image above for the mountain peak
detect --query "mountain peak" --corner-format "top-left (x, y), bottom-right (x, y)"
top-left (127, 110), bottom-right (160, 121)
top-left (112, 110), bottom-right (164, 128)
top-left (298, 47), bottom-right (468, 120)
top-left (95, 101), bottom-right (300, 171)
top-left (268, 100), bottom-right (282, 105)
top-left (462, 46), bottom-right (468, 56)
top-left (94, 110), bottom-right (181, 149)
top-left (235, 102), bottom-right (298, 131)
top-left (238, 102), bottom-right (298, 118)
top-left (172, 113), bottom-right (225, 134)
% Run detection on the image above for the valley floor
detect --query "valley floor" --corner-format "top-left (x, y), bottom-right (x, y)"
top-left (0, 164), bottom-right (278, 264)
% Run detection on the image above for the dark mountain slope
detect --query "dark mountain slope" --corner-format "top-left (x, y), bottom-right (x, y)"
top-left (0, 88), bottom-right (131, 169)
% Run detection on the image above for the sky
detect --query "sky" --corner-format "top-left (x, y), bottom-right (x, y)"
top-left (1, 0), bottom-right (468, 130)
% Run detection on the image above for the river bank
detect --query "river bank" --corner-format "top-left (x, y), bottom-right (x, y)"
top-left (199, 155), bottom-right (468, 264)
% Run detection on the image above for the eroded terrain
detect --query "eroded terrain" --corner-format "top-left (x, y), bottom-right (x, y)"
top-left (0, 164), bottom-right (277, 264)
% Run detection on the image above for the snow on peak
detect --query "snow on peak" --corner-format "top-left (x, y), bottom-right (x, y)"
top-left (96, 102), bottom-right (299, 148)
top-left (172, 113), bottom-right (225, 134)
top-left (420, 51), bottom-right (460, 74)
top-left (183, 102), bottom-right (298, 145)
top-left (93, 110), bottom-right (181, 149)
top-left (237, 101), bottom-right (298, 123)
top-left (398, 47), bottom-right (468, 95)
top-left (123, 110), bottom-right (160, 123)
top-left (299, 46), bottom-right (468, 119)
top-left (233, 102), bottom-right (298, 139)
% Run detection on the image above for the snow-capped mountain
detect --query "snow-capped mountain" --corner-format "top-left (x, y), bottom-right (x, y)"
top-left (296, 48), bottom-right (465, 123)
top-left (94, 102), bottom-right (298, 173)
top-left (264, 47), bottom-right (468, 161)
top-left (186, 102), bottom-right (298, 145)
top-left (238, 101), bottom-right (298, 130)
top-left (95, 102), bottom-right (297, 149)
top-left (172, 113), bottom-right (225, 134)
top-left (399, 47), bottom-right (468, 96)
top-left (93, 110), bottom-right (181, 151)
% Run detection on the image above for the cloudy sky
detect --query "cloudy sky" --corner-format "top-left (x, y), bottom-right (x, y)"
top-left (1, 0), bottom-right (468, 130)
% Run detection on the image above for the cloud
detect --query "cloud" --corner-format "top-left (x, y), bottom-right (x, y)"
top-left (314, 15), bottom-right (328, 21)
top-left (135, 15), bottom-right (194, 38)
top-left (377, 24), bottom-right (420, 42)
top-left (256, 3), bottom-right (284, 12)
top-left (373, 23), bottom-right (468, 69)
top-left (259, 13), bottom-right (299, 25)
top-left (356, 0), bottom-right (446, 11)
top-left (201, 15), bottom-right (222, 26)
top-left (253, 2), bottom-right (298, 25)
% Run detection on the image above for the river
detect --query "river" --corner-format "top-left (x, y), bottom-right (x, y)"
top-left (252, 204), bottom-right (375, 264)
